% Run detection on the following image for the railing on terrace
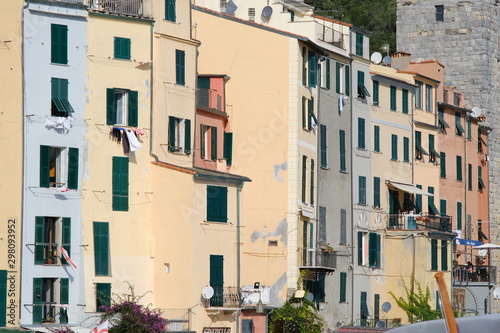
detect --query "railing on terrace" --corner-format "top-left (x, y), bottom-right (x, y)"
top-left (387, 213), bottom-right (452, 233)
top-left (89, 0), bottom-right (151, 17)
top-left (299, 247), bottom-right (337, 270)
top-left (159, 308), bottom-right (191, 332)
top-left (356, 317), bottom-right (401, 328)
top-left (197, 88), bottom-right (224, 113)
top-left (203, 286), bottom-right (240, 308)
top-left (32, 303), bottom-right (69, 324)
top-left (44, 0), bottom-right (85, 4)
top-left (453, 265), bottom-right (496, 285)
top-left (36, 243), bottom-right (60, 265)
top-left (315, 21), bottom-right (347, 50)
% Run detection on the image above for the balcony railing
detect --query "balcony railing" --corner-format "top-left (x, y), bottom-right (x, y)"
top-left (36, 243), bottom-right (60, 265)
top-left (315, 21), bottom-right (347, 50)
top-left (33, 303), bottom-right (68, 324)
top-left (387, 213), bottom-right (452, 233)
top-left (197, 88), bottom-right (224, 113)
top-left (299, 247), bottom-right (337, 271)
top-left (204, 286), bottom-right (240, 308)
top-left (159, 308), bottom-right (191, 332)
top-left (44, 0), bottom-right (85, 4)
top-left (453, 265), bottom-right (497, 285)
top-left (89, 0), bottom-right (151, 17)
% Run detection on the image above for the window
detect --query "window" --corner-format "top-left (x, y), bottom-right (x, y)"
top-left (431, 239), bottom-right (438, 270)
top-left (438, 107), bottom-right (449, 132)
top-left (390, 86), bottom-right (397, 111)
top-left (335, 63), bottom-right (350, 96)
top-left (357, 232), bottom-right (381, 268)
top-left (441, 240), bottom-right (448, 271)
top-left (429, 134), bottom-right (439, 163)
top-left (301, 97), bottom-right (307, 129)
top-left (200, 125), bottom-right (218, 161)
top-left (440, 199), bottom-right (447, 216)
top-left (165, 0), bottom-right (176, 22)
top-left (374, 294), bottom-right (380, 321)
top-left (302, 155), bottom-right (307, 203)
top-left (468, 163), bottom-right (473, 190)
top-left (339, 272), bottom-right (347, 302)
top-left (467, 119), bottom-right (472, 139)
top-left (51, 78), bottom-right (74, 117)
top-left (308, 50), bottom-right (317, 88)
top-left (223, 132), bottom-right (233, 166)
top-left (168, 116), bottom-right (191, 154)
top-left (114, 37), bottom-right (131, 60)
top-left (40, 145), bottom-right (79, 189)
top-left (428, 187), bottom-right (439, 215)
top-left (403, 137), bottom-right (409, 162)
top-left (374, 125), bottom-right (380, 152)
top-left (320, 125), bottom-right (327, 168)
top-left (310, 159), bottom-right (315, 205)
top-left (440, 152), bottom-right (446, 178)
top-left (415, 131), bottom-right (428, 160)
top-left (175, 49), bottom-right (185, 86)
top-left (456, 202), bottom-right (462, 230)
top-left (358, 176), bottom-right (366, 205)
top-left (242, 320), bottom-right (253, 333)
top-left (373, 177), bottom-right (380, 208)
top-left (304, 272), bottom-right (325, 302)
top-left (35, 217), bottom-right (71, 266)
top-left (321, 59), bottom-right (330, 89)
top-left (456, 155), bottom-right (462, 181)
top-left (106, 88), bottom-right (138, 126)
top-left (307, 98), bottom-right (318, 131)
top-left (416, 185), bottom-right (422, 213)
top-left (339, 130), bottom-right (346, 172)
top-left (402, 89), bottom-right (409, 114)
top-left (209, 255), bottom-right (224, 307)
top-left (478, 165), bottom-right (485, 191)
top-left (340, 209), bottom-right (347, 244)
top-left (415, 81), bottom-right (422, 109)
top-left (478, 220), bottom-right (488, 242)
top-left (0, 271), bottom-right (5, 326)
top-left (112, 156), bottom-right (129, 211)
top-left (358, 118), bottom-right (366, 149)
top-left (435, 5), bottom-right (444, 21)
top-left (425, 84), bottom-right (433, 112)
top-left (288, 9), bottom-right (295, 22)
top-left (478, 129), bottom-right (487, 153)
top-left (357, 71), bottom-right (370, 98)
top-left (373, 80), bottom-right (379, 105)
top-left (32, 278), bottom-right (69, 324)
top-left (207, 185), bottom-right (228, 222)
top-left (455, 112), bottom-right (465, 136)
top-left (355, 32), bottom-right (363, 57)
top-left (391, 134), bottom-right (398, 161)
top-left (93, 222), bottom-right (109, 276)
top-left (96, 283), bottom-right (111, 312)
top-left (360, 292), bottom-right (369, 325)
top-left (302, 47), bottom-right (307, 86)
top-left (51, 24), bottom-right (68, 65)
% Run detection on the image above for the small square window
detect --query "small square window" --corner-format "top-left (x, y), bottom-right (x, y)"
top-left (435, 5), bottom-right (444, 22)
top-left (114, 37), bottom-right (131, 60)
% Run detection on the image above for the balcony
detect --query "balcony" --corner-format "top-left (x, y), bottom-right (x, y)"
top-left (315, 21), bottom-right (348, 50)
top-left (159, 308), bottom-right (192, 332)
top-left (299, 247), bottom-right (337, 272)
top-left (33, 303), bottom-right (68, 324)
top-left (203, 286), bottom-right (241, 311)
top-left (36, 243), bottom-right (60, 265)
top-left (453, 264), bottom-right (497, 286)
top-left (197, 88), bottom-right (224, 113)
top-left (43, 0), bottom-right (85, 4)
top-left (387, 213), bottom-right (453, 233)
top-left (89, 0), bottom-right (151, 18)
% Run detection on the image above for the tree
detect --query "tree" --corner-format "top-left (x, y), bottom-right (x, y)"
top-left (388, 275), bottom-right (442, 323)
top-left (268, 298), bottom-right (325, 333)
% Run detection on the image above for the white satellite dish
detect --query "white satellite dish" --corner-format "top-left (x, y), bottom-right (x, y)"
top-left (493, 286), bottom-right (500, 300)
top-left (471, 107), bottom-right (481, 118)
top-left (383, 56), bottom-right (392, 65)
top-left (376, 321), bottom-right (386, 328)
top-left (262, 6), bottom-right (273, 18)
top-left (381, 301), bottom-right (392, 313)
top-left (371, 52), bottom-right (382, 64)
top-left (202, 286), bottom-right (214, 300)
top-left (479, 249), bottom-right (488, 257)
top-left (305, 292), bottom-right (314, 302)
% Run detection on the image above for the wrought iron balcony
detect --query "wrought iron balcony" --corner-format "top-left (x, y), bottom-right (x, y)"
top-left (203, 286), bottom-right (241, 309)
top-left (89, 0), bottom-right (151, 18)
top-left (299, 247), bottom-right (337, 271)
top-left (315, 21), bottom-right (348, 50)
top-left (159, 308), bottom-right (191, 332)
top-left (453, 264), bottom-right (497, 285)
top-left (387, 213), bottom-right (452, 233)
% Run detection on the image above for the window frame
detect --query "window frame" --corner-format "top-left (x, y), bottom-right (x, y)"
top-left (168, 116), bottom-right (191, 154)
top-left (207, 185), bottom-right (228, 223)
top-left (435, 5), bottom-right (444, 22)
top-left (112, 156), bottom-right (129, 211)
top-left (165, 0), bottom-right (176, 22)
top-left (113, 37), bottom-right (131, 60)
top-left (390, 85), bottom-right (397, 111)
top-left (106, 88), bottom-right (138, 127)
top-left (51, 78), bottom-right (74, 117)
top-left (175, 49), bottom-right (186, 86)
top-left (51, 24), bottom-right (68, 65)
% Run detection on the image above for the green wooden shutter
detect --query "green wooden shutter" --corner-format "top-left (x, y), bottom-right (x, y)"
top-left (211, 127), bottom-right (218, 161)
top-left (374, 294), bottom-right (380, 321)
top-left (128, 90), bottom-right (138, 127)
top-left (335, 62), bottom-right (341, 93)
top-left (402, 89), bottom-right (409, 114)
top-left (93, 222), bottom-right (109, 276)
top-left (301, 97), bottom-right (306, 129)
top-left (373, 177), bottom-right (380, 208)
top-left (440, 199), bottom-right (447, 216)
top-left (416, 185), bottom-right (422, 213)
top-left (60, 278), bottom-right (69, 305)
top-left (308, 50), bottom-right (316, 88)
top-left (165, 0), bottom-right (176, 22)
top-left (106, 88), bottom-right (116, 125)
top-left (359, 176), bottom-right (366, 204)
top-left (0, 271), bottom-right (6, 326)
top-left (207, 186), bottom-right (227, 222)
top-left (310, 159), bottom-right (315, 205)
top-left (373, 80), bottom-right (379, 105)
top-left (35, 217), bottom-right (45, 265)
top-left (112, 157), bottom-right (129, 211)
top-left (457, 202), bottom-right (462, 230)
top-left (404, 137), bottom-right (409, 162)
top-left (175, 50), bottom-right (185, 86)
top-left (168, 116), bottom-right (176, 152)
top-left (391, 134), bottom-right (398, 160)
top-left (223, 132), bottom-right (233, 166)
top-left (456, 155), bottom-right (462, 181)
top-left (374, 125), bottom-right (380, 152)
top-left (355, 32), bottom-right (363, 56)
top-left (302, 155), bottom-right (307, 202)
top-left (307, 98), bottom-right (313, 130)
top-left (33, 278), bottom-right (43, 324)
top-left (369, 233), bottom-right (378, 267)
top-left (40, 145), bottom-right (51, 188)
top-left (345, 65), bottom-right (350, 96)
top-left (302, 47), bottom-right (307, 86)
top-left (360, 291), bottom-right (369, 324)
top-left (390, 86), bottom-right (397, 110)
top-left (357, 232), bottom-right (363, 265)
top-left (357, 71), bottom-right (364, 97)
top-left (326, 59), bottom-right (331, 90)
top-left (358, 118), bottom-right (365, 149)
top-left (210, 255), bottom-right (224, 307)
top-left (320, 125), bottom-right (327, 168)
top-left (96, 283), bottom-right (111, 311)
top-left (184, 119), bottom-right (191, 154)
top-left (339, 130), bottom-right (346, 172)
top-left (441, 240), bottom-right (448, 271)
top-left (67, 148), bottom-right (79, 189)
top-left (440, 152), bottom-right (446, 178)
top-left (51, 24), bottom-right (67, 65)
top-left (61, 217), bottom-right (71, 265)
top-left (340, 272), bottom-right (347, 302)
top-left (468, 163), bottom-right (472, 190)
top-left (431, 239), bottom-right (438, 270)
top-left (200, 124), bottom-right (206, 159)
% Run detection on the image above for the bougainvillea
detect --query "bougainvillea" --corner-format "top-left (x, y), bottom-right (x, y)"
top-left (50, 327), bottom-right (75, 333)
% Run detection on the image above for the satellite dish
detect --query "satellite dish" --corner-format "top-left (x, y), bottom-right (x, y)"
top-left (381, 301), bottom-right (392, 313)
top-left (226, 0), bottom-right (237, 15)
top-left (262, 6), bottom-right (273, 18)
top-left (479, 249), bottom-right (488, 257)
top-left (202, 286), bottom-right (214, 300)
top-left (305, 292), bottom-right (314, 302)
top-left (493, 286), bottom-right (500, 300)
top-left (383, 56), bottom-right (392, 65)
top-left (371, 52), bottom-right (382, 64)
top-left (376, 321), bottom-right (386, 328)
top-left (471, 107), bottom-right (481, 118)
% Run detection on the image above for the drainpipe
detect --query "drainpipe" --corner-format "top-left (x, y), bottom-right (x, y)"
top-left (348, 55), bottom-right (354, 325)
top-left (265, 309), bottom-right (275, 333)
top-left (237, 181), bottom-right (244, 333)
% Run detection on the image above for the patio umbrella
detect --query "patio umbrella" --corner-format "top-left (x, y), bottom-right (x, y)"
top-left (472, 243), bottom-right (500, 249)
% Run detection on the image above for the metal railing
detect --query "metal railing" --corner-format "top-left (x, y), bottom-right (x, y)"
top-left (299, 247), bottom-right (337, 270)
top-left (45, 0), bottom-right (85, 4)
top-left (88, 0), bottom-right (150, 17)
top-left (32, 303), bottom-right (68, 324)
top-left (453, 265), bottom-right (497, 285)
top-left (315, 21), bottom-right (347, 50)
top-left (387, 213), bottom-right (452, 233)
top-left (356, 317), bottom-right (401, 328)
top-left (204, 286), bottom-right (240, 308)
top-left (197, 88), bottom-right (224, 112)
top-left (37, 243), bottom-right (60, 265)
top-left (159, 308), bottom-right (191, 332)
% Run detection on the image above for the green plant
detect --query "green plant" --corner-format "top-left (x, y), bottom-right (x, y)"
top-left (268, 298), bottom-right (324, 333)
top-left (388, 275), bottom-right (442, 323)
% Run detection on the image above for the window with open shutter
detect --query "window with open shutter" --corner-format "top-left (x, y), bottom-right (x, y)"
top-left (35, 217), bottom-right (45, 265)
top-left (51, 78), bottom-right (74, 117)
top-left (128, 90), bottom-right (138, 127)
top-left (61, 217), bottom-right (71, 266)
top-left (416, 185), bottom-right (422, 213)
top-left (211, 127), bottom-right (218, 161)
top-left (67, 148), bottom-right (79, 189)
top-left (93, 222), bottom-right (109, 276)
top-left (40, 145), bottom-right (51, 188)
top-left (369, 233), bottom-right (380, 268)
top-left (336, 62), bottom-right (341, 93)
top-left (112, 157), bottom-right (129, 211)
top-left (210, 255), bottom-right (224, 307)
top-left (33, 278), bottom-right (43, 324)
top-left (441, 240), bottom-right (448, 271)
top-left (345, 65), bottom-right (350, 96)
top-left (185, 119), bottom-right (191, 154)
top-left (60, 278), bottom-right (69, 323)
top-left (207, 186), bottom-right (228, 222)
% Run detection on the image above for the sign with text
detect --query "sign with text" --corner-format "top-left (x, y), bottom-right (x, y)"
top-left (203, 328), bottom-right (231, 333)
top-left (456, 238), bottom-right (482, 246)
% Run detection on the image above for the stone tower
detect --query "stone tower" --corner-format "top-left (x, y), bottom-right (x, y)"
top-left (397, 0), bottom-right (500, 309)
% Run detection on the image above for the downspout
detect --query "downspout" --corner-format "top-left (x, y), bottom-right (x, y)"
top-left (348, 55), bottom-right (355, 325)
top-left (411, 88), bottom-right (416, 278)
top-left (237, 181), bottom-right (244, 333)
top-left (148, 20), bottom-right (157, 162)
top-left (265, 309), bottom-right (275, 333)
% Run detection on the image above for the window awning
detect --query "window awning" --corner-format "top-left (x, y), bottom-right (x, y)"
top-left (386, 181), bottom-right (434, 196)
top-left (479, 177), bottom-right (486, 190)
top-left (428, 201), bottom-right (440, 215)
top-left (416, 144), bottom-right (429, 156)
top-left (438, 117), bottom-right (450, 128)
top-left (358, 84), bottom-right (370, 98)
top-left (456, 118), bottom-right (466, 133)
top-left (480, 136), bottom-right (488, 146)
top-left (429, 147), bottom-right (440, 158)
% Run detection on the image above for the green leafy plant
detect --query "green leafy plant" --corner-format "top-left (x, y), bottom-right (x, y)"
top-left (388, 275), bottom-right (442, 323)
top-left (268, 298), bottom-right (324, 333)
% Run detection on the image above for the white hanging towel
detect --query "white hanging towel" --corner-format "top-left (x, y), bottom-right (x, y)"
top-left (125, 129), bottom-right (142, 152)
